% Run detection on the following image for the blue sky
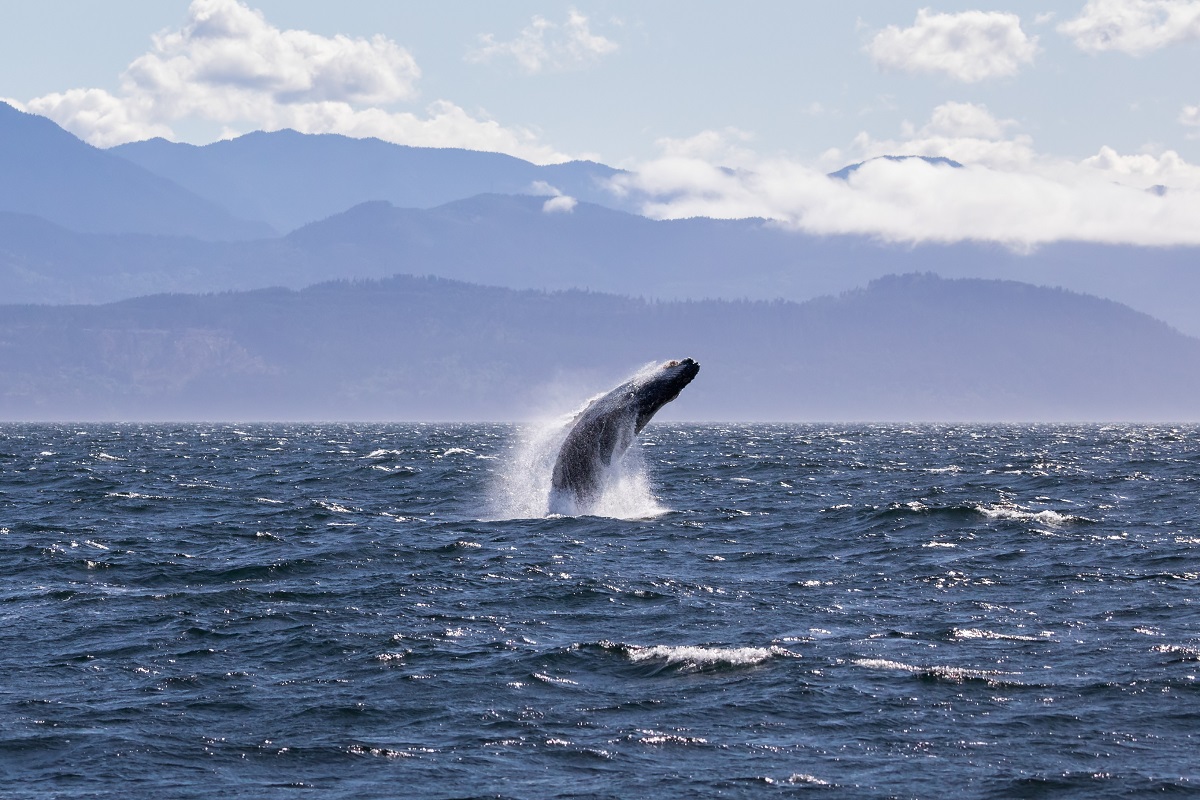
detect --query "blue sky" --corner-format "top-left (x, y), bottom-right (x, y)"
top-left (4, 0), bottom-right (1200, 245)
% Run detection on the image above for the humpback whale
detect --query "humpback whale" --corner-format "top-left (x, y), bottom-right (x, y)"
top-left (550, 358), bottom-right (700, 514)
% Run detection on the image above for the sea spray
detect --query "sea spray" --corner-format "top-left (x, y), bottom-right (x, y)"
top-left (489, 414), bottom-right (666, 520)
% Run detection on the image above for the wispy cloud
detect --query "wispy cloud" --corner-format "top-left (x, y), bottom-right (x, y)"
top-left (467, 10), bottom-right (618, 74)
top-left (867, 9), bottom-right (1038, 82)
top-left (15, 0), bottom-right (569, 162)
top-left (1058, 0), bottom-right (1200, 54)
top-left (1183, 104), bottom-right (1200, 137)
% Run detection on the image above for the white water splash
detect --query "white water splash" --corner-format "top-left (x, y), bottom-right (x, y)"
top-left (489, 415), bottom-right (666, 520)
top-left (624, 643), bottom-right (791, 669)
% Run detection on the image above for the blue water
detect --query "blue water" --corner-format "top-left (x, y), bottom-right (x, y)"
top-left (2, 423), bottom-right (1198, 798)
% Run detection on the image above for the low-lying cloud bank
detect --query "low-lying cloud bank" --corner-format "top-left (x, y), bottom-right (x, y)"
top-left (612, 103), bottom-right (1200, 248)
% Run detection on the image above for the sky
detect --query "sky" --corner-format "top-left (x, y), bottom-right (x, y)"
top-left (3, 0), bottom-right (1200, 246)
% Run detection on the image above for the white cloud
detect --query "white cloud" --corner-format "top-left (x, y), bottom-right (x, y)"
top-left (468, 10), bottom-right (618, 74)
top-left (529, 181), bottom-right (579, 213)
top-left (609, 108), bottom-right (1200, 248)
top-left (1082, 145), bottom-right (1200, 188)
top-left (868, 9), bottom-right (1038, 82)
top-left (851, 102), bottom-right (1035, 171)
top-left (20, 88), bottom-right (172, 148)
top-left (654, 127), bottom-right (757, 166)
top-left (19, 0), bottom-right (569, 162)
top-left (1058, 0), bottom-right (1200, 54)
top-left (1181, 104), bottom-right (1200, 129)
top-left (543, 195), bottom-right (578, 213)
top-left (925, 100), bottom-right (1018, 139)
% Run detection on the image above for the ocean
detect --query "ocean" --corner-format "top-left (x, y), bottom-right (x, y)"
top-left (1, 422), bottom-right (1197, 798)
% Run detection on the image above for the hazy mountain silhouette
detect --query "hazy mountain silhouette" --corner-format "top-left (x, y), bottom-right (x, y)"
top-left (2, 273), bottom-right (1196, 421)
top-left (0, 102), bottom-right (271, 240)
top-left (110, 129), bottom-right (627, 233)
top-left (5, 191), bottom-right (1200, 338)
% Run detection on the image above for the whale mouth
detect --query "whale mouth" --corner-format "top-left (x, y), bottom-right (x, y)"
top-left (657, 358), bottom-right (700, 401)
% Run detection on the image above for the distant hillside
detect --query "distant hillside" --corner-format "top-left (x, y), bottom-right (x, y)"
top-left (5, 193), bottom-right (1200, 339)
top-left (0, 102), bottom-right (271, 240)
top-left (1, 273), bottom-right (1196, 421)
top-left (111, 130), bottom-right (627, 232)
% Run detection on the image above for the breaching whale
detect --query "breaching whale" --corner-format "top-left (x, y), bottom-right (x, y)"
top-left (550, 358), bottom-right (699, 514)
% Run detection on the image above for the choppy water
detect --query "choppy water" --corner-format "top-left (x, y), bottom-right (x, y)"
top-left (2, 423), bottom-right (1198, 799)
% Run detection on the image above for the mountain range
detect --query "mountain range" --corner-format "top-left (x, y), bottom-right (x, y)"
top-left (110, 129), bottom-right (627, 234)
top-left (1, 102), bottom-right (1197, 420)
top-left (0, 103), bottom-right (270, 241)
top-left (4, 190), bottom-right (1199, 339)
top-left (1, 273), bottom-right (1196, 421)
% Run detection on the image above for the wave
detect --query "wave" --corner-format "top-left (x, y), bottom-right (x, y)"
top-left (950, 628), bottom-right (1053, 643)
top-left (361, 449), bottom-right (404, 458)
top-left (599, 641), bottom-right (794, 672)
top-left (872, 500), bottom-right (1091, 526)
top-left (851, 657), bottom-right (1024, 686)
top-left (976, 503), bottom-right (1089, 525)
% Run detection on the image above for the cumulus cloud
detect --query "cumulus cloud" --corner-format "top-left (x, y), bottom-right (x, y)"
top-left (925, 100), bottom-right (1018, 139)
top-left (19, 0), bottom-right (569, 162)
top-left (868, 8), bottom-right (1038, 82)
top-left (543, 195), bottom-right (579, 213)
top-left (21, 88), bottom-right (172, 147)
top-left (1082, 145), bottom-right (1200, 187)
top-left (854, 101), bottom-right (1035, 170)
top-left (131, 0), bottom-right (421, 110)
top-left (609, 106), bottom-right (1200, 248)
top-left (468, 10), bottom-right (618, 73)
top-left (1058, 0), bottom-right (1200, 54)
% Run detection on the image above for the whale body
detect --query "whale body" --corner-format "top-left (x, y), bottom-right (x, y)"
top-left (550, 358), bottom-right (699, 514)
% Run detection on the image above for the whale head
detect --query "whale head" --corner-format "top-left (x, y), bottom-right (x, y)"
top-left (633, 357), bottom-right (699, 433)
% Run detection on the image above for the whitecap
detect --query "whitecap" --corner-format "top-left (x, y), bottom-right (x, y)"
top-left (362, 449), bottom-right (404, 459)
top-left (977, 504), bottom-right (1081, 525)
top-left (532, 672), bottom-right (579, 686)
top-left (851, 657), bottom-right (1020, 684)
top-left (622, 643), bottom-right (792, 670)
top-left (951, 628), bottom-right (1051, 642)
